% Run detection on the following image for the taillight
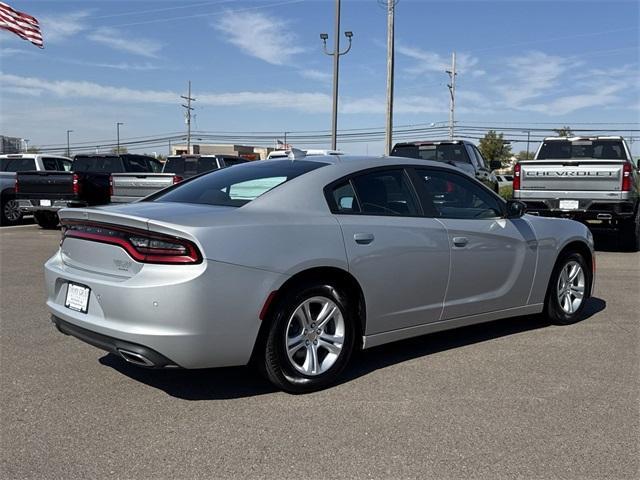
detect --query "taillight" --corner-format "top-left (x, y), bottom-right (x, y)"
top-left (14, 177), bottom-right (19, 194)
top-left (72, 173), bottom-right (80, 195)
top-left (60, 221), bottom-right (202, 264)
top-left (513, 163), bottom-right (521, 190)
top-left (621, 163), bottom-right (632, 191)
top-left (109, 175), bottom-right (113, 196)
top-left (173, 175), bottom-right (184, 184)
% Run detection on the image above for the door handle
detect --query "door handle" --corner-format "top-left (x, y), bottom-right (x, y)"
top-left (453, 236), bottom-right (469, 247)
top-left (354, 233), bottom-right (375, 245)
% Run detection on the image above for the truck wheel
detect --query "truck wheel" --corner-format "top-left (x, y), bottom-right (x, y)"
top-left (34, 211), bottom-right (59, 229)
top-left (621, 211), bottom-right (640, 252)
top-left (544, 252), bottom-right (592, 325)
top-left (1, 195), bottom-right (22, 226)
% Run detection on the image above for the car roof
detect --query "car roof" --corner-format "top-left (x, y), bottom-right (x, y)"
top-left (542, 136), bottom-right (624, 141)
top-left (393, 139), bottom-right (474, 147)
top-left (0, 154), bottom-right (70, 160)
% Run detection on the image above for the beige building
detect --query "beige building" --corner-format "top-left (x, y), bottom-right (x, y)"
top-left (171, 144), bottom-right (272, 160)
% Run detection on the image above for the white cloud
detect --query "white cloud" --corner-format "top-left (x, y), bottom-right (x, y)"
top-left (397, 45), bottom-right (479, 75)
top-left (214, 11), bottom-right (305, 65)
top-left (299, 69), bottom-right (332, 83)
top-left (87, 27), bottom-right (163, 58)
top-left (39, 11), bottom-right (90, 42)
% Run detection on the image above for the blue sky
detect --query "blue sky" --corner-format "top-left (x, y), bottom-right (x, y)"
top-left (1, 0), bottom-right (639, 155)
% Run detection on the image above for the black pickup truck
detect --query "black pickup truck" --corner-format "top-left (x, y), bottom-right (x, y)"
top-left (16, 154), bottom-right (162, 228)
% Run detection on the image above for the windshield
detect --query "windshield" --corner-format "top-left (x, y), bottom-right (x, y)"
top-left (391, 144), bottom-right (471, 163)
top-left (537, 140), bottom-right (627, 160)
top-left (0, 158), bottom-right (36, 172)
top-left (73, 156), bottom-right (125, 173)
top-left (151, 160), bottom-right (327, 207)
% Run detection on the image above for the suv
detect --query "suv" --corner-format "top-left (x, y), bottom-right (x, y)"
top-left (514, 136), bottom-right (639, 250)
top-left (391, 140), bottom-right (500, 192)
top-left (0, 154), bottom-right (72, 226)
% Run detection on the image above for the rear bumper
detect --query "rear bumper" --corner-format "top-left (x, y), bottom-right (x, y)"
top-left (44, 250), bottom-right (286, 369)
top-left (514, 192), bottom-right (636, 221)
top-left (53, 316), bottom-right (177, 367)
top-left (18, 199), bottom-right (88, 212)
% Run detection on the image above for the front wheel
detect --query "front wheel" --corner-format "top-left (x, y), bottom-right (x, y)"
top-left (263, 284), bottom-right (356, 393)
top-left (545, 252), bottom-right (592, 325)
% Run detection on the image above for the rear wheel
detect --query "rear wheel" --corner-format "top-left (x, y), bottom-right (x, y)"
top-left (34, 211), bottom-right (59, 229)
top-left (1, 195), bottom-right (22, 226)
top-left (545, 252), bottom-right (591, 325)
top-left (621, 209), bottom-right (640, 252)
top-left (263, 283), bottom-right (355, 393)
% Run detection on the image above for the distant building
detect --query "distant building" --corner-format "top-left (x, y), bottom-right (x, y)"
top-left (171, 143), bottom-right (272, 160)
top-left (0, 136), bottom-right (24, 154)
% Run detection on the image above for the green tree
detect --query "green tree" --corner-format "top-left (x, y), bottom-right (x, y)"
top-left (516, 150), bottom-right (535, 160)
top-left (478, 130), bottom-right (512, 167)
top-left (110, 146), bottom-right (128, 154)
top-left (553, 126), bottom-right (574, 137)
top-left (26, 146), bottom-right (40, 153)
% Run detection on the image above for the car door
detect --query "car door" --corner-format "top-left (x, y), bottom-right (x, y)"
top-left (410, 167), bottom-right (537, 320)
top-left (328, 167), bottom-right (450, 335)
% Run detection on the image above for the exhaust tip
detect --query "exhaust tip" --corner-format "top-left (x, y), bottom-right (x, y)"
top-left (117, 349), bottom-right (155, 367)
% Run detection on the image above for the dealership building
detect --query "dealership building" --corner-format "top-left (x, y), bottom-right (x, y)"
top-left (170, 143), bottom-right (272, 160)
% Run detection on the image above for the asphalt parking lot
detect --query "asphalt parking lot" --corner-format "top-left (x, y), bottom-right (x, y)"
top-left (1, 224), bottom-right (638, 479)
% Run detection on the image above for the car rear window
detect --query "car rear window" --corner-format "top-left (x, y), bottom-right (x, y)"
top-left (537, 140), bottom-right (627, 160)
top-left (163, 157), bottom-right (220, 175)
top-left (392, 144), bottom-right (471, 163)
top-left (151, 160), bottom-right (327, 207)
top-left (73, 156), bottom-right (125, 173)
top-left (0, 158), bottom-right (36, 172)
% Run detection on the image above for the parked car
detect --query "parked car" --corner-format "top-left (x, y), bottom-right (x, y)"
top-left (391, 140), bottom-right (500, 192)
top-left (17, 154), bottom-right (162, 228)
top-left (0, 154), bottom-right (72, 226)
top-left (45, 156), bottom-right (594, 393)
top-left (496, 174), bottom-right (514, 188)
top-left (513, 136), bottom-right (639, 251)
top-left (163, 154), bottom-right (247, 179)
top-left (266, 149), bottom-right (343, 159)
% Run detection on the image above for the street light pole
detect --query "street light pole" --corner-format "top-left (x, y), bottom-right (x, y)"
top-left (116, 122), bottom-right (124, 154)
top-left (320, 0), bottom-right (353, 150)
top-left (66, 130), bottom-right (73, 157)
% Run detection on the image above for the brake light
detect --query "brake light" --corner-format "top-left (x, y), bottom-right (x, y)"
top-left (109, 175), bottom-right (113, 197)
top-left (72, 173), bottom-right (80, 195)
top-left (14, 177), bottom-right (19, 194)
top-left (513, 163), bottom-right (521, 190)
top-left (622, 163), bottom-right (632, 191)
top-left (173, 175), bottom-right (184, 184)
top-left (60, 221), bottom-right (202, 264)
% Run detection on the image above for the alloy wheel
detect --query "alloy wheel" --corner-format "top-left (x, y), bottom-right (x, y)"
top-left (285, 296), bottom-right (345, 376)
top-left (3, 199), bottom-right (21, 223)
top-left (556, 260), bottom-right (585, 314)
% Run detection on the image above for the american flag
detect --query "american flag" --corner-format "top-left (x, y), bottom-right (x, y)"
top-left (0, 2), bottom-right (43, 48)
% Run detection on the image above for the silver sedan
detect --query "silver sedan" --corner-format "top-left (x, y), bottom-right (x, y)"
top-left (45, 156), bottom-right (595, 393)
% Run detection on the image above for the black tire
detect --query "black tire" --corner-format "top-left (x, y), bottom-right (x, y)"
top-left (262, 283), bottom-right (356, 393)
top-left (620, 209), bottom-right (640, 252)
top-left (1, 195), bottom-right (22, 226)
top-left (545, 252), bottom-right (592, 325)
top-left (34, 211), bottom-right (59, 229)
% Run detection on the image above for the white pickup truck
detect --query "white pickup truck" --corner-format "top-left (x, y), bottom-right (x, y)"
top-left (513, 136), bottom-right (639, 250)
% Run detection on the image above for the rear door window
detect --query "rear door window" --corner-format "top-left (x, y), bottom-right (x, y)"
top-left (163, 157), bottom-right (185, 175)
top-left (537, 140), bottom-right (627, 160)
top-left (196, 157), bottom-right (219, 174)
top-left (73, 156), bottom-right (125, 173)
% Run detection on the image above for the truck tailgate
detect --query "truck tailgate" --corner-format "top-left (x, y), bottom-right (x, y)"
top-left (110, 173), bottom-right (176, 202)
top-left (520, 160), bottom-right (624, 191)
top-left (16, 171), bottom-right (74, 199)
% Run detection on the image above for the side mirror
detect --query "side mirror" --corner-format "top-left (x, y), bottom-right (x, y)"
top-left (505, 200), bottom-right (526, 219)
top-left (489, 160), bottom-right (502, 171)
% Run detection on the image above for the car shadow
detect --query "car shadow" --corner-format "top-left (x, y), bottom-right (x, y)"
top-left (593, 231), bottom-right (631, 252)
top-left (99, 297), bottom-right (606, 400)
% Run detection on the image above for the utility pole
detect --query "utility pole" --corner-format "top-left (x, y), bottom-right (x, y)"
top-left (446, 52), bottom-right (457, 140)
top-left (320, 0), bottom-right (353, 150)
top-left (181, 81), bottom-right (195, 154)
top-left (66, 130), bottom-right (73, 157)
top-left (116, 122), bottom-right (124, 154)
top-left (383, 0), bottom-right (397, 156)
top-left (526, 130), bottom-right (531, 158)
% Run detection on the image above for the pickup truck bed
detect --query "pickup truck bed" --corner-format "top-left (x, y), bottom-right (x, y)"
top-left (110, 173), bottom-right (177, 203)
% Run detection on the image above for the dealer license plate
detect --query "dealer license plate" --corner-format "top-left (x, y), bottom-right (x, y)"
top-left (40, 200), bottom-right (52, 207)
top-left (65, 283), bottom-right (90, 313)
top-left (559, 200), bottom-right (579, 210)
